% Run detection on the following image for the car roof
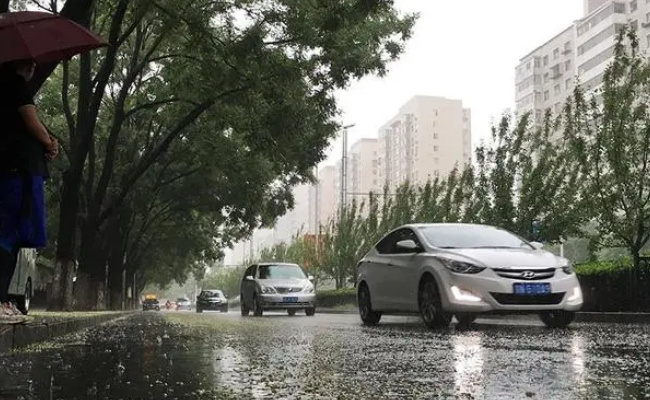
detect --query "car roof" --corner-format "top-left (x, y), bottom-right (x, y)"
top-left (256, 262), bottom-right (300, 266)
top-left (405, 223), bottom-right (496, 229)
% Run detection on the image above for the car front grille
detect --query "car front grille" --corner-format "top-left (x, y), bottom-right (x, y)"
top-left (492, 268), bottom-right (556, 280)
top-left (490, 292), bottom-right (565, 305)
top-left (274, 287), bottom-right (303, 294)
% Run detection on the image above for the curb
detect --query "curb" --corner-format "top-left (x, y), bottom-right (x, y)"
top-left (0, 312), bottom-right (134, 353)
top-left (316, 307), bottom-right (650, 324)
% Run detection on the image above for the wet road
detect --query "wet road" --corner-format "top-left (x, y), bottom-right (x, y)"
top-left (0, 311), bottom-right (649, 400)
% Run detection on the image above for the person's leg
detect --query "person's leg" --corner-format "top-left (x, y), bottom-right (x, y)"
top-left (0, 175), bottom-right (24, 320)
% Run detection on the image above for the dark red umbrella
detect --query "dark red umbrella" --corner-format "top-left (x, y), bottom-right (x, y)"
top-left (0, 11), bottom-right (106, 64)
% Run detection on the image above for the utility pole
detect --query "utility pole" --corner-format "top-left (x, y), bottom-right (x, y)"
top-left (340, 124), bottom-right (355, 214)
top-left (314, 166), bottom-right (319, 232)
top-left (249, 232), bottom-right (254, 261)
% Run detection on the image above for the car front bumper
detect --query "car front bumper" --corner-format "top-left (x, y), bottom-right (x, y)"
top-left (437, 270), bottom-right (584, 313)
top-left (200, 302), bottom-right (228, 310)
top-left (258, 293), bottom-right (316, 309)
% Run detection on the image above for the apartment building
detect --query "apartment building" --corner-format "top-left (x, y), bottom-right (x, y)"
top-left (273, 183), bottom-right (312, 243)
top-left (515, 0), bottom-right (650, 121)
top-left (349, 138), bottom-right (381, 196)
top-left (377, 95), bottom-right (472, 190)
top-left (315, 165), bottom-right (338, 227)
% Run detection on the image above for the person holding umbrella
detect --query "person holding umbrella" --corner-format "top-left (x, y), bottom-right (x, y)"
top-left (0, 11), bottom-right (106, 320)
top-left (0, 58), bottom-right (59, 321)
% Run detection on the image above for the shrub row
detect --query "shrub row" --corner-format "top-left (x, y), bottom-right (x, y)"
top-left (315, 260), bottom-right (650, 312)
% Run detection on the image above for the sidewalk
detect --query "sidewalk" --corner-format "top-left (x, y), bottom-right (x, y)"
top-left (0, 311), bottom-right (134, 353)
top-left (317, 306), bottom-right (650, 324)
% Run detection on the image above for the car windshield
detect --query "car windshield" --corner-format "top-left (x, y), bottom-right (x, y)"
top-left (257, 264), bottom-right (306, 280)
top-left (204, 291), bottom-right (223, 298)
top-left (177, 298), bottom-right (189, 302)
top-left (418, 225), bottom-right (533, 249)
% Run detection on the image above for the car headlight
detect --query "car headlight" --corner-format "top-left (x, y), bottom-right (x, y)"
top-left (303, 285), bottom-right (315, 293)
top-left (439, 258), bottom-right (486, 274)
top-left (561, 264), bottom-right (574, 274)
top-left (260, 285), bottom-right (276, 294)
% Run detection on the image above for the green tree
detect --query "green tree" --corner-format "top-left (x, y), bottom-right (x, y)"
top-left (565, 28), bottom-right (650, 271)
top-left (25, 0), bottom-right (416, 310)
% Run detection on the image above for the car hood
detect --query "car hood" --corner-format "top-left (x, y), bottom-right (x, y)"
top-left (441, 248), bottom-right (566, 269)
top-left (259, 278), bottom-right (309, 288)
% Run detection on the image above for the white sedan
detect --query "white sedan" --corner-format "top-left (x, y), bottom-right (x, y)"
top-left (356, 223), bottom-right (583, 329)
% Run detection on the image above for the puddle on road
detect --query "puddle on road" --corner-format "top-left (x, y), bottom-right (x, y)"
top-left (0, 314), bottom-right (649, 399)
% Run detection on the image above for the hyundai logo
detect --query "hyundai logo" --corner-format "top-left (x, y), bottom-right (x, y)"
top-left (521, 271), bottom-right (537, 279)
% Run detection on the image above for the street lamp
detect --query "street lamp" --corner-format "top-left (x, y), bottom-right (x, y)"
top-left (340, 123), bottom-right (355, 213)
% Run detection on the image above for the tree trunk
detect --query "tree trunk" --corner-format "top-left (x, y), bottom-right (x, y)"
top-left (48, 171), bottom-right (81, 311)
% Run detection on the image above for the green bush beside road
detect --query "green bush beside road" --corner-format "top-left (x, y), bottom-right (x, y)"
top-left (316, 260), bottom-right (650, 312)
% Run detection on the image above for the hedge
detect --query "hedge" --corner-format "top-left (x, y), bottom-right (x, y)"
top-left (315, 260), bottom-right (650, 312)
top-left (316, 288), bottom-right (357, 309)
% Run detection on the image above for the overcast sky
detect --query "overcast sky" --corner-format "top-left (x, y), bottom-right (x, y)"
top-left (322, 0), bottom-right (584, 167)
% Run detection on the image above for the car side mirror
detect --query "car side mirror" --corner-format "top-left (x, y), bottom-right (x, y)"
top-left (245, 275), bottom-right (254, 281)
top-left (307, 275), bottom-right (314, 281)
top-left (530, 241), bottom-right (544, 250)
top-left (396, 239), bottom-right (420, 252)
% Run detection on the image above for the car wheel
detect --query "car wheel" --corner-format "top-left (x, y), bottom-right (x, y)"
top-left (539, 310), bottom-right (575, 328)
top-left (287, 309), bottom-right (297, 316)
top-left (305, 307), bottom-right (316, 316)
top-left (357, 283), bottom-right (381, 326)
top-left (253, 295), bottom-right (263, 316)
top-left (241, 297), bottom-right (250, 316)
top-left (12, 278), bottom-right (31, 316)
top-left (196, 306), bottom-right (203, 313)
top-left (221, 307), bottom-right (228, 313)
top-left (418, 276), bottom-right (451, 329)
top-left (456, 313), bottom-right (477, 327)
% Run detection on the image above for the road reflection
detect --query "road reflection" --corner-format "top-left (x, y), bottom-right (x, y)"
top-left (453, 333), bottom-right (484, 398)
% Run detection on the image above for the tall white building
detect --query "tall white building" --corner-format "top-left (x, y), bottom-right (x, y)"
top-left (273, 184), bottom-right (312, 243)
top-left (515, 0), bottom-right (648, 121)
top-left (378, 95), bottom-right (471, 190)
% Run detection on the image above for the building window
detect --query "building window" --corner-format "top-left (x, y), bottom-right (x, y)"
top-left (553, 48), bottom-right (559, 59)
top-left (433, 145), bottom-right (438, 152)
top-left (433, 133), bottom-right (438, 139)
top-left (565, 78), bottom-right (572, 89)
top-left (631, 20), bottom-right (639, 31)
top-left (544, 90), bottom-right (550, 100)
top-left (526, 62), bottom-right (531, 70)
top-left (554, 84), bottom-right (561, 95)
top-left (534, 58), bottom-right (541, 67)
top-left (565, 59), bottom-right (571, 71)
top-left (543, 73), bottom-right (549, 83)
top-left (631, 0), bottom-right (638, 11)
top-left (543, 55), bottom-right (548, 66)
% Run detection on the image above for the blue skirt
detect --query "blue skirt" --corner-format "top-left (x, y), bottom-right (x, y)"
top-left (0, 175), bottom-right (47, 251)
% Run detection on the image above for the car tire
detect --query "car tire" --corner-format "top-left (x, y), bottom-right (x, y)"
top-left (456, 313), bottom-right (477, 327)
top-left (253, 295), bottom-right (263, 316)
top-left (418, 276), bottom-right (452, 330)
top-left (287, 309), bottom-right (297, 316)
top-left (241, 297), bottom-right (250, 316)
top-left (196, 306), bottom-right (203, 313)
top-left (305, 307), bottom-right (316, 316)
top-left (539, 310), bottom-right (575, 328)
top-left (357, 283), bottom-right (381, 326)
top-left (12, 278), bottom-right (31, 316)
top-left (221, 307), bottom-right (228, 313)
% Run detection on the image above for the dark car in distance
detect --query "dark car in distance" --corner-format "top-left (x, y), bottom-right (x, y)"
top-left (196, 290), bottom-right (228, 313)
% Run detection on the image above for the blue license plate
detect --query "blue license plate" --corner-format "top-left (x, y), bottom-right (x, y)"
top-left (513, 282), bottom-right (551, 295)
top-left (283, 297), bottom-right (299, 303)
